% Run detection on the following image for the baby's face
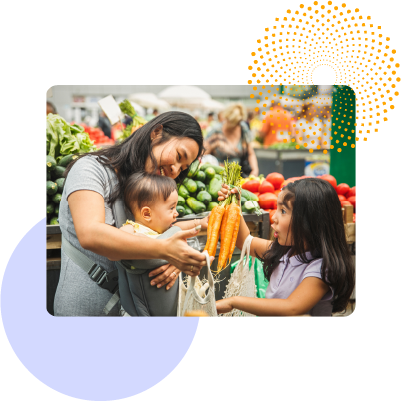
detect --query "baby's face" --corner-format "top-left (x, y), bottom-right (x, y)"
top-left (136, 190), bottom-right (179, 234)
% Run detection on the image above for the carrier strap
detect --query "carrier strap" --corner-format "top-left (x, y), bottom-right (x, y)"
top-left (62, 235), bottom-right (120, 315)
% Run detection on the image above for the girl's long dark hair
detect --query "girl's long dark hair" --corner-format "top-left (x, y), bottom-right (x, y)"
top-left (260, 178), bottom-right (355, 314)
top-left (64, 111), bottom-right (204, 206)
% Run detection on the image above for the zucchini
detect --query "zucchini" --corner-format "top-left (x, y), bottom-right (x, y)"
top-left (47, 171), bottom-right (51, 181)
top-left (241, 189), bottom-right (259, 202)
top-left (186, 197), bottom-right (206, 214)
top-left (208, 177), bottom-right (222, 200)
top-left (176, 205), bottom-right (186, 217)
top-left (240, 196), bottom-right (247, 204)
top-left (46, 181), bottom-right (58, 196)
top-left (49, 216), bottom-right (59, 225)
top-left (52, 166), bottom-right (66, 180)
top-left (51, 193), bottom-right (62, 204)
top-left (183, 178), bottom-right (197, 194)
top-left (243, 200), bottom-right (258, 213)
top-left (55, 205), bottom-right (60, 215)
top-left (47, 202), bottom-right (55, 215)
top-left (58, 154), bottom-right (79, 168)
top-left (177, 195), bottom-right (186, 207)
top-left (46, 155), bottom-right (57, 171)
top-left (200, 163), bottom-right (225, 174)
top-left (184, 205), bottom-right (194, 215)
top-left (178, 185), bottom-right (190, 199)
top-left (195, 181), bottom-right (206, 192)
top-left (187, 159), bottom-right (200, 178)
top-left (204, 167), bottom-right (216, 181)
top-left (196, 191), bottom-right (212, 204)
top-left (207, 201), bottom-right (219, 212)
top-left (55, 178), bottom-right (65, 194)
top-left (195, 170), bottom-right (206, 182)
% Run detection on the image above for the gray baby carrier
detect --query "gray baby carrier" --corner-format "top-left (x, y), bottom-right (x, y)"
top-left (62, 164), bottom-right (181, 317)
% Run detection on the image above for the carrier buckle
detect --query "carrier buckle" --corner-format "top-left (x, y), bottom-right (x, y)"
top-left (88, 264), bottom-right (119, 294)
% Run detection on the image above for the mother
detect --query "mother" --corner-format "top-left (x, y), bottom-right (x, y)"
top-left (54, 111), bottom-right (206, 316)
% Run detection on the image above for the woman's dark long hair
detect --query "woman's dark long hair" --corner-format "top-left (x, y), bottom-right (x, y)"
top-left (259, 178), bottom-right (355, 313)
top-left (64, 111), bottom-right (204, 206)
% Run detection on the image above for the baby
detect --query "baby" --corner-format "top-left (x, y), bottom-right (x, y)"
top-left (119, 172), bottom-right (208, 237)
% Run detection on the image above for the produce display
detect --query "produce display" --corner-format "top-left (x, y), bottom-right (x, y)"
top-left (46, 114), bottom-right (97, 225)
top-left (118, 100), bottom-right (147, 141)
top-left (204, 162), bottom-right (243, 273)
top-left (80, 123), bottom-right (114, 146)
top-left (176, 161), bottom-right (226, 217)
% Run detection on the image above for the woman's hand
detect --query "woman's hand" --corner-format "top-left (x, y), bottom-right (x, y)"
top-left (161, 227), bottom-right (209, 275)
top-left (217, 183), bottom-right (239, 202)
top-left (216, 297), bottom-right (235, 314)
top-left (149, 264), bottom-right (180, 290)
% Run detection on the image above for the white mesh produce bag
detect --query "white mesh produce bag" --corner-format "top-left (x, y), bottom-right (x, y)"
top-left (221, 235), bottom-right (257, 317)
top-left (178, 251), bottom-right (217, 317)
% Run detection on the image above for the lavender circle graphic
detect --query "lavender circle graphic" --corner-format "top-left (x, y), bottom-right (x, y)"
top-left (1, 219), bottom-right (199, 401)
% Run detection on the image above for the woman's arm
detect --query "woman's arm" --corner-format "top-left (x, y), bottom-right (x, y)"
top-left (68, 190), bottom-right (206, 273)
top-left (247, 143), bottom-right (259, 177)
top-left (216, 277), bottom-right (330, 316)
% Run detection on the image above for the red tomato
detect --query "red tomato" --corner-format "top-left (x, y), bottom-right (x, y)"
top-left (266, 172), bottom-right (285, 190)
top-left (353, 213), bottom-right (356, 223)
top-left (336, 183), bottom-right (350, 196)
top-left (259, 180), bottom-right (275, 194)
top-left (319, 174), bottom-right (337, 189)
top-left (347, 196), bottom-right (356, 210)
top-left (269, 209), bottom-right (277, 224)
top-left (346, 186), bottom-right (356, 198)
top-left (258, 192), bottom-right (278, 210)
top-left (338, 194), bottom-right (346, 202)
top-left (242, 179), bottom-right (260, 193)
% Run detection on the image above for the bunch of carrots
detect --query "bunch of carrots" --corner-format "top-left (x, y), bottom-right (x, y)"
top-left (204, 161), bottom-right (242, 273)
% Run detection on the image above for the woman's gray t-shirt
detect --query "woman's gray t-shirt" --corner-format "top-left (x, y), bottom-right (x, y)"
top-left (54, 155), bottom-right (124, 316)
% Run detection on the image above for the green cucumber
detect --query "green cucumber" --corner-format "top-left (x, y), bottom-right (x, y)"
top-left (241, 189), bottom-right (259, 202)
top-left (52, 193), bottom-right (62, 203)
top-left (49, 216), bottom-right (59, 225)
top-left (244, 200), bottom-right (258, 213)
top-left (46, 155), bottom-right (57, 171)
top-left (187, 159), bottom-right (200, 178)
top-left (46, 181), bottom-right (58, 195)
top-left (183, 178), bottom-right (197, 194)
top-left (196, 191), bottom-right (212, 204)
top-left (195, 181), bottom-right (206, 192)
top-left (178, 185), bottom-right (190, 199)
top-left (176, 205), bottom-right (186, 217)
top-left (207, 202), bottom-right (219, 211)
top-left (47, 171), bottom-right (51, 181)
top-left (186, 197), bottom-right (206, 214)
top-left (208, 177), bottom-right (223, 200)
top-left (184, 205), bottom-right (194, 215)
top-left (47, 202), bottom-right (55, 215)
top-left (52, 166), bottom-right (66, 180)
top-left (177, 195), bottom-right (186, 207)
top-left (204, 167), bottom-right (216, 181)
top-left (58, 154), bottom-right (79, 168)
top-left (55, 205), bottom-right (60, 215)
top-left (195, 170), bottom-right (206, 182)
top-left (200, 163), bottom-right (225, 174)
top-left (240, 196), bottom-right (247, 204)
top-left (55, 178), bottom-right (65, 193)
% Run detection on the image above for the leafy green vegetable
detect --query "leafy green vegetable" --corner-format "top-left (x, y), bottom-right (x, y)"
top-left (46, 113), bottom-right (96, 159)
top-left (119, 100), bottom-right (137, 118)
top-left (118, 99), bottom-right (148, 141)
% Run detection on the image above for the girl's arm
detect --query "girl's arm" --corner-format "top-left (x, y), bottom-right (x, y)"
top-left (174, 216), bottom-right (208, 231)
top-left (68, 190), bottom-right (206, 273)
top-left (216, 277), bottom-right (330, 316)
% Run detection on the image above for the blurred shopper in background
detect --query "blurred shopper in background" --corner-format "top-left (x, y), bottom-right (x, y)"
top-left (259, 103), bottom-right (295, 147)
top-left (204, 103), bottom-right (259, 177)
top-left (98, 111), bottom-right (112, 139)
top-left (47, 101), bottom-right (57, 115)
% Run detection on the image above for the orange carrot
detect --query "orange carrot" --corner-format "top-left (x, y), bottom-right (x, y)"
top-left (203, 207), bottom-right (217, 254)
top-left (206, 205), bottom-right (225, 257)
top-left (217, 202), bottom-right (241, 272)
top-left (228, 208), bottom-right (241, 264)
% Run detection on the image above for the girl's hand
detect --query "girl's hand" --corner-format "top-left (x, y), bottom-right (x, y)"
top-left (198, 215), bottom-right (209, 231)
top-left (216, 297), bottom-right (235, 314)
top-left (217, 184), bottom-right (239, 202)
top-left (149, 264), bottom-right (180, 290)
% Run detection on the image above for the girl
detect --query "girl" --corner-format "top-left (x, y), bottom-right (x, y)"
top-left (216, 178), bottom-right (355, 316)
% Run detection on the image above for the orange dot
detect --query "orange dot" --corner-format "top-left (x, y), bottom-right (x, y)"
top-left (300, 4), bottom-right (304, 8)
top-left (394, 91), bottom-right (399, 96)
top-left (390, 105), bottom-right (394, 109)
top-left (337, 148), bottom-right (342, 152)
top-left (287, 9), bottom-right (291, 13)
top-left (250, 94), bottom-right (254, 98)
top-left (248, 66), bottom-right (253, 70)
top-left (342, 3), bottom-right (346, 7)
top-left (251, 52), bottom-right (256, 56)
top-left (351, 144), bottom-right (355, 148)
top-left (248, 80), bottom-right (252, 84)
top-left (323, 149), bottom-right (328, 154)
top-left (392, 50), bottom-right (396, 54)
